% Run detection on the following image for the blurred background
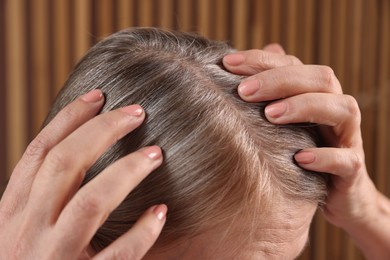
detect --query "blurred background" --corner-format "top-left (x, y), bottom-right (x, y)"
top-left (0, 0), bottom-right (389, 259)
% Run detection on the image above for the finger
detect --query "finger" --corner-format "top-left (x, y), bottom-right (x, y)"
top-left (237, 65), bottom-right (343, 102)
top-left (223, 49), bottom-right (302, 75)
top-left (0, 90), bottom-right (104, 216)
top-left (94, 204), bottom-right (167, 260)
top-left (27, 104), bottom-right (146, 220)
top-left (264, 93), bottom-right (360, 125)
top-left (294, 148), bottom-right (364, 188)
top-left (262, 43), bottom-right (286, 54)
top-left (54, 146), bottom-right (163, 256)
top-left (264, 93), bottom-right (362, 146)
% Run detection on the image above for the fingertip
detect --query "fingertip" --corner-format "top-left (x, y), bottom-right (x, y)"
top-left (140, 146), bottom-right (163, 161)
top-left (81, 89), bottom-right (104, 103)
top-left (265, 102), bottom-right (287, 121)
top-left (295, 151), bottom-right (316, 164)
top-left (120, 104), bottom-right (144, 117)
top-left (153, 204), bottom-right (168, 221)
top-left (223, 53), bottom-right (245, 66)
top-left (238, 80), bottom-right (260, 98)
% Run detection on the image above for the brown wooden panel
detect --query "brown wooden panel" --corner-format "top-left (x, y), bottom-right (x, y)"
top-left (0, 0), bottom-right (7, 189)
top-left (117, 0), bottom-right (135, 29)
top-left (1, 1), bottom-right (389, 259)
top-left (376, 0), bottom-right (390, 194)
top-left (73, 0), bottom-right (91, 62)
top-left (52, 0), bottom-right (72, 95)
top-left (5, 0), bottom-right (28, 177)
top-left (30, 0), bottom-right (51, 135)
top-left (158, 0), bottom-right (174, 29)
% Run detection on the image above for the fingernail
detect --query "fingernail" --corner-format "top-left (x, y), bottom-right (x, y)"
top-left (121, 105), bottom-right (144, 117)
top-left (239, 80), bottom-right (260, 97)
top-left (81, 89), bottom-right (103, 103)
top-left (295, 151), bottom-right (316, 164)
top-left (153, 204), bottom-right (167, 221)
top-left (265, 102), bottom-right (287, 118)
top-left (141, 146), bottom-right (162, 160)
top-left (223, 53), bottom-right (245, 66)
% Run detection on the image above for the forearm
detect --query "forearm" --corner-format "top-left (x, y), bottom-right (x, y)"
top-left (345, 191), bottom-right (390, 259)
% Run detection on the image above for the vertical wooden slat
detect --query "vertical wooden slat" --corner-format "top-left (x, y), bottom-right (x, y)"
top-left (359, 0), bottom-right (378, 192)
top-left (269, 0), bottom-right (281, 44)
top-left (331, 0), bottom-right (347, 87)
top-left (214, 0), bottom-right (228, 41)
top-left (301, 0), bottom-right (315, 63)
top-left (74, 0), bottom-right (91, 63)
top-left (0, 0), bottom-right (7, 189)
top-left (30, 0), bottom-right (50, 135)
top-left (376, 0), bottom-right (390, 193)
top-left (232, 0), bottom-right (248, 50)
top-left (250, 0), bottom-right (266, 49)
top-left (5, 0), bottom-right (28, 177)
top-left (346, 0), bottom-right (363, 98)
top-left (53, 0), bottom-right (71, 95)
top-left (197, 0), bottom-right (211, 37)
top-left (138, 0), bottom-right (154, 27)
top-left (117, 0), bottom-right (134, 29)
top-left (318, 1), bottom-right (332, 66)
top-left (94, 0), bottom-right (114, 37)
top-left (285, 0), bottom-right (298, 55)
top-left (6, 0), bottom-right (28, 170)
top-left (159, 0), bottom-right (174, 29)
top-left (177, 0), bottom-right (193, 32)
top-left (96, 0), bottom-right (114, 37)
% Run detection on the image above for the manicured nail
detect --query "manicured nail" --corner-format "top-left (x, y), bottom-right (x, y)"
top-left (223, 53), bottom-right (245, 66)
top-left (239, 80), bottom-right (260, 97)
top-left (141, 146), bottom-right (162, 160)
top-left (265, 102), bottom-right (287, 118)
top-left (81, 89), bottom-right (103, 103)
top-left (153, 204), bottom-right (167, 221)
top-left (121, 105), bottom-right (144, 117)
top-left (295, 151), bottom-right (316, 164)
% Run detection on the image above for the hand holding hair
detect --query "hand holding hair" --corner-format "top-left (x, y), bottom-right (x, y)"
top-left (223, 47), bottom-right (390, 259)
top-left (0, 90), bottom-right (166, 259)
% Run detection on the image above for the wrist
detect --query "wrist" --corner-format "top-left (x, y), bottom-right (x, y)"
top-left (343, 191), bottom-right (390, 259)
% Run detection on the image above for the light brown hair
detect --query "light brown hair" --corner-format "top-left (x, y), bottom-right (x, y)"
top-left (44, 27), bottom-right (327, 254)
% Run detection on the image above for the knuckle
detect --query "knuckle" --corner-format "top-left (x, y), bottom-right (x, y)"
top-left (350, 150), bottom-right (364, 174)
top-left (321, 66), bottom-right (336, 88)
top-left (286, 55), bottom-right (302, 66)
top-left (344, 95), bottom-right (361, 123)
top-left (44, 148), bottom-right (73, 174)
top-left (255, 51), bottom-right (272, 69)
top-left (98, 114), bottom-right (122, 134)
top-left (24, 135), bottom-right (51, 161)
top-left (58, 102), bottom-right (80, 124)
top-left (74, 193), bottom-right (103, 217)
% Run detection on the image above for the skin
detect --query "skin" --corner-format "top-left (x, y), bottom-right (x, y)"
top-left (223, 44), bottom-right (390, 259)
top-left (0, 89), bottom-right (167, 259)
top-left (143, 198), bottom-right (317, 259)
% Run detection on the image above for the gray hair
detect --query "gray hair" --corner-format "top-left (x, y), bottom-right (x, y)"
top-left (44, 27), bottom-right (327, 253)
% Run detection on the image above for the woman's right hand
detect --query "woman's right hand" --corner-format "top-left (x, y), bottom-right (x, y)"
top-left (223, 46), bottom-right (390, 259)
top-left (0, 89), bottom-right (167, 259)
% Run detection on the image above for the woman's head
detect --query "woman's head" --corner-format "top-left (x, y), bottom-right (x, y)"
top-left (44, 28), bottom-right (327, 259)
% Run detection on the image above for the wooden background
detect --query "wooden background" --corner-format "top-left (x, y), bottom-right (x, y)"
top-left (1, 0), bottom-right (389, 259)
